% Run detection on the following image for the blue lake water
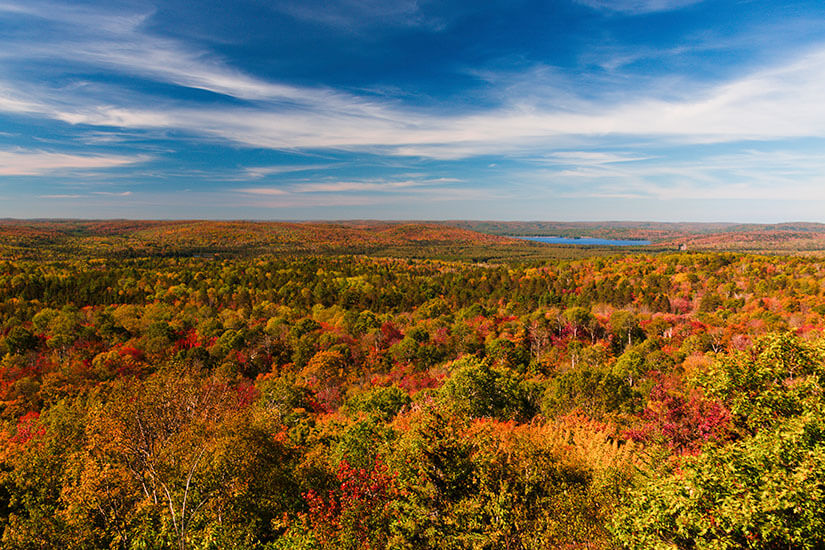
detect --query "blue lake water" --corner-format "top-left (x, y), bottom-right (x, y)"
top-left (513, 236), bottom-right (652, 246)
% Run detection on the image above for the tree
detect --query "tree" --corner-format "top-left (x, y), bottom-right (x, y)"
top-left (563, 306), bottom-right (594, 341)
top-left (609, 310), bottom-right (643, 351)
top-left (439, 356), bottom-right (540, 422)
top-left (75, 367), bottom-right (253, 550)
top-left (2, 327), bottom-right (38, 355)
top-left (615, 333), bottom-right (825, 548)
top-left (614, 414), bottom-right (825, 549)
top-left (697, 332), bottom-right (825, 434)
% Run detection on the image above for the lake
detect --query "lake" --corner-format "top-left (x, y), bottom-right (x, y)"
top-left (513, 236), bottom-right (652, 246)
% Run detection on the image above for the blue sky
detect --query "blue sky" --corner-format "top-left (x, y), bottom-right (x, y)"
top-left (2, 0), bottom-right (825, 221)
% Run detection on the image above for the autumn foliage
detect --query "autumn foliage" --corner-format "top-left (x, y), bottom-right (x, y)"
top-left (1, 234), bottom-right (825, 547)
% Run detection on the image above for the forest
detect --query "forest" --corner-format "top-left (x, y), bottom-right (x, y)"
top-left (2, 221), bottom-right (825, 549)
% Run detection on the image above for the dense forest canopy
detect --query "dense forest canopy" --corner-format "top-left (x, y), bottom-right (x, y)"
top-left (1, 221), bottom-right (825, 548)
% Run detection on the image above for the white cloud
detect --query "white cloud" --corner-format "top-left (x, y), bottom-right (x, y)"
top-left (0, 149), bottom-right (148, 175)
top-left (91, 191), bottom-right (132, 196)
top-left (37, 190), bottom-right (133, 199)
top-left (236, 187), bottom-right (289, 196)
top-left (0, 1), bottom-right (151, 33)
top-left (526, 149), bottom-right (825, 201)
top-left (295, 178), bottom-right (460, 193)
top-left (238, 177), bottom-right (462, 195)
top-left (272, 0), bottom-right (443, 32)
top-left (8, 41), bottom-right (823, 160)
top-left (575, 0), bottom-right (704, 15)
top-left (539, 151), bottom-right (655, 165)
top-left (0, 1), bottom-right (382, 111)
top-left (243, 164), bottom-right (341, 179)
top-left (0, 86), bottom-right (43, 113)
top-left (233, 184), bottom-right (493, 209)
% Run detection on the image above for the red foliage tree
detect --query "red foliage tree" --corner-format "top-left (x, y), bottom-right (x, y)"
top-left (625, 384), bottom-right (731, 454)
top-left (303, 458), bottom-right (403, 549)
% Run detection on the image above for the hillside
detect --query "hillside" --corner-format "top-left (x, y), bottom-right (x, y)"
top-left (0, 220), bottom-right (527, 260)
top-left (0, 219), bottom-right (664, 261)
top-left (6, 219), bottom-right (825, 259)
top-left (448, 220), bottom-right (825, 255)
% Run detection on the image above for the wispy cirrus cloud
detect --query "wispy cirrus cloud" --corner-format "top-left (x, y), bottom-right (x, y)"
top-left (0, 148), bottom-right (148, 176)
top-left (38, 190), bottom-right (133, 199)
top-left (536, 151), bottom-right (655, 165)
top-left (2, 0), bottom-right (825, 166)
top-left (296, 178), bottom-right (461, 193)
top-left (4, 40), bottom-right (825, 162)
top-left (271, 0), bottom-right (444, 32)
top-left (234, 183), bottom-right (495, 209)
top-left (92, 190), bottom-right (132, 196)
top-left (243, 164), bottom-right (342, 179)
top-left (0, 0), bottom-right (392, 115)
top-left (236, 187), bottom-right (288, 196)
top-left (575, 0), bottom-right (704, 15)
top-left (524, 148), bottom-right (825, 201)
top-left (0, 88), bottom-right (42, 114)
top-left (238, 177), bottom-right (462, 196)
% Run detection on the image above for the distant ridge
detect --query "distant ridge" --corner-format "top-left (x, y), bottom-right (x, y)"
top-left (441, 220), bottom-right (736, 240)
top-left (0, 220), bottom-right (533, 261)
top-left (3, 219), bottom-right (825, 259)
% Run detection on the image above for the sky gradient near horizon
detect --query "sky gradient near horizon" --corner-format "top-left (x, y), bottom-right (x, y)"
top-left (2, 0), bottom-right (825, 221)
